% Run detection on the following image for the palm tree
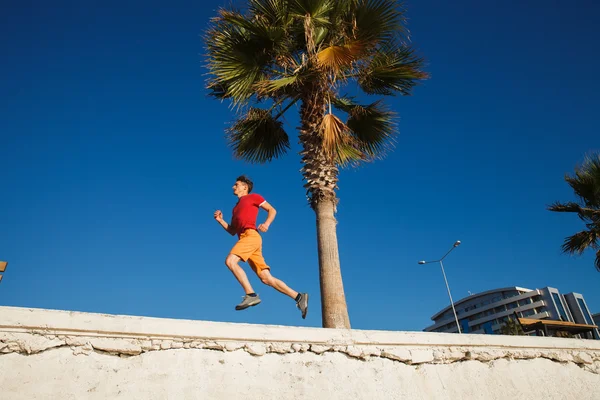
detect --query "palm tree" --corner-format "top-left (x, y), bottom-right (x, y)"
top-left (204, 0), bottom-right (427, 328)
top-left (548, 153), bottom-right (600, 272)
top-left (499, 317), bottom-right (524, 336)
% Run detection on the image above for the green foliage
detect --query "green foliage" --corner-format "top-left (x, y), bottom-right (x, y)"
top-left (499, 318), bottom-right (525, 336)
top-left (548, 153), bottom-right (600, 272)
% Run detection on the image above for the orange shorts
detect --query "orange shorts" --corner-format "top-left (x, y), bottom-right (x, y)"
top-left (230, 229), bottom-right (270, 274)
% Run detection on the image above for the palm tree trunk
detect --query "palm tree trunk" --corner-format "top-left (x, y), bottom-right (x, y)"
top-left (314, 198), bottom-right (351, 328)
top-left (299, 83), bottom-right (351, 329)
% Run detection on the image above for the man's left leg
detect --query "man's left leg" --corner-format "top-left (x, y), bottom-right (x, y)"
top-left (256, 269), bottom-right (297, 299)
top-left (249, 256), bottom-right (309, 319)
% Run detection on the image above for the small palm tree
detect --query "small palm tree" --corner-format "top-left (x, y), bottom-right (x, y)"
top-left (499, 318), bottom-right (524, 336)
top-left (548, 154), bottom-right (600, 272)
top-left (554, 330), bottom-right (574, 338)
top-left (204, 0), bottom-right (427, 328)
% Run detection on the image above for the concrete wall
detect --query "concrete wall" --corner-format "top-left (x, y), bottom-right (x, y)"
top-left (1, 306), bottom-right (599, 399)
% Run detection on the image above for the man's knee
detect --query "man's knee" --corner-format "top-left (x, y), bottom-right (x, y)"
top-left (225, 254), bottom-right (240, 270)
top-left (258, 271), bottom-right (273, 286)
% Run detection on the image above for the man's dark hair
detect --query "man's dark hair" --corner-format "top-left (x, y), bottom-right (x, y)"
top-left (236, 175), bottom-right (253, 193)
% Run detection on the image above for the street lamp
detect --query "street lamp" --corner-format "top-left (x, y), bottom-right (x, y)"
top-left (0, 261), bottom-right (7, 284)
top-left (419, 241), bottom-right (462, 334)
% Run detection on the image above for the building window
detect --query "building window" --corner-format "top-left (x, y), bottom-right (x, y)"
top-left (552, 293), bottom-right (569, 321)
top-left (460, 319), bottom-right (470, 333)
top-left (522, 309), bottom-right (536, 317)
top-left (518, 299), bottom-right (531, 307)
top-left (483, 321), bottom-right (494, 334)
top-left (577, 298), bottom-right (593, 325)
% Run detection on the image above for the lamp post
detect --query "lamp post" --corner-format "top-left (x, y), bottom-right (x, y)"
top-left (0, 261), bottom-right (7, 284)
top-left (419, 241), bottom-right (462, 334)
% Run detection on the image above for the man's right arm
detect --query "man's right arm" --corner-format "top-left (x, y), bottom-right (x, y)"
top-left (214, 210), bottom-right (236, 236)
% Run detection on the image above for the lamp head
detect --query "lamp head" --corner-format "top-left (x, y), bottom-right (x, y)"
top-left (418, 261), bottom-right (426, 264)
top-left (453, 240), bottom-right (461, 247)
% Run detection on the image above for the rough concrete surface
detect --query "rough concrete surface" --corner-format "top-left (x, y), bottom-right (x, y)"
top-left (1, 306), bottom-right (599, 399)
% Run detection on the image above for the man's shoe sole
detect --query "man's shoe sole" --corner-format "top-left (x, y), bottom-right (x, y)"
top-left (300, 293), bottom-right (308, 319)
top-left (235, 298), bottom-right (261, 310)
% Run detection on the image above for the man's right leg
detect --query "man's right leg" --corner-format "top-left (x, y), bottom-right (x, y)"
top-left (225, 254), bottom-right (254, 294)
top-left (225, 253), bottom-right (262, 311)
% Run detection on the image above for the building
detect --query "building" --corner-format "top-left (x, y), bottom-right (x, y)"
top-left (424, 286), bottom-right (599, 339)
top-left (564, 293), bottom-right (599, 339)
top-left (593, 313), bottom-right (600, 327)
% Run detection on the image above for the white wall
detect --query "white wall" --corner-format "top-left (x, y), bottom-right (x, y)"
top-left (1, 306), bottom-right (599, 399)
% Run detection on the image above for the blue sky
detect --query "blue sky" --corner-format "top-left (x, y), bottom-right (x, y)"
top-left (1, 0), bottom-right (598, 332)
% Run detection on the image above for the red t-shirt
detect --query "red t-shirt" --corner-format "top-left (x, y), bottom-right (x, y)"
top-left (231, 193), bottom-right (266, 235)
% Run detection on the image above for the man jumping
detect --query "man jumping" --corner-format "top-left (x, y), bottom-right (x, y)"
top-left (214, 175), bottom-right (309, 319)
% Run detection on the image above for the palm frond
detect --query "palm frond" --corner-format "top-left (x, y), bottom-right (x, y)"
top-left (548, 201), bottom-right (583, 214)
top-left (565, 154), bottom-right (600, 208)
top-left (330, 96), bottom-right (355, 112)
top-left (223, 7), bottom-right (291, 41)
top-left (358, 44), bottom-right (428, 95)
top-left (548, 201), bottom-right (600, 223)
top-left (347, 100), bottom-right (397, 158)
top-left (549, 156), bottom-right (600, 272)
top-left (220, 9), bottom-right (288, 51)
top-left (290, 0), bottom-right (333, 54)
top-left (290, 0), bottom-right (336, 24)
top-left (249, 0), bottom-right (290, 25)
top-left (206, 9), bottom-right (287, 103)
top-left (317, 42), bottom-right (365, 73)
top-left (351, 0), bottom-right (407, 44)
top-left (333, 97), bottom-right (397, 158)
top-left (227, 108), bottom-right (290, 163)
top-left (254, 75), bottom-right (299, 99)
top-left (206, 80), bottom-right (229, 99)
top-left (314, 26), bottom-right (329, 45)
top-left (320, 113), bottom-right (348, 157)
top-left (218, 9), bottom-right (268, 35)
top-left (336, 142), bottom-right (365, 167)
top-left (320, 113), bottom-right (364, 166)
top-left (561, 230), bottom-right (598, 256)
top-left (205, 25), bottom-right (266, 102)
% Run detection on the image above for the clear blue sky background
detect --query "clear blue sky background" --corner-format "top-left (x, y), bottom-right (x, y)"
top-left (1, 0), bottom-right (599, 331)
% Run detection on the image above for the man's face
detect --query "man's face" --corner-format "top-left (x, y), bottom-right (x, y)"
top-left (232, 181), bottom-right (247, 196)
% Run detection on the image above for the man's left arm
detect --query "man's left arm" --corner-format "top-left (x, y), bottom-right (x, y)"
top-left (258, 201), bottom-right (276, 232)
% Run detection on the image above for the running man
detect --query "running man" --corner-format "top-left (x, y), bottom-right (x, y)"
top-left (214, 175), bottom-right (309, 318)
